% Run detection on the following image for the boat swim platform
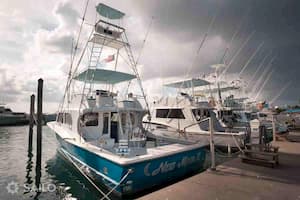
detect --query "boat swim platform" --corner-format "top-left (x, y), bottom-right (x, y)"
top-left (138, 134), bottom-right (300, 200)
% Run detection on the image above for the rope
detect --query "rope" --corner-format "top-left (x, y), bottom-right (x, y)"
top-left (61, 148), bottom-right (132, 200)
top-left (230, 132), bottom-right (244, 153)
top-left (60, 148), bottom-right (111, 200)
top-left (100, 169), bottom-right (132, 200)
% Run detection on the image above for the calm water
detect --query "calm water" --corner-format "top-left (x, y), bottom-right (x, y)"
top-left (0, 126), bottom-right (101, 200)
top-left (0, 126), bottom-right (233, 200)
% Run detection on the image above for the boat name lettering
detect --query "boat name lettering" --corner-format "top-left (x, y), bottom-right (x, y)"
top-left (144, 152), bottom-right (203, 176)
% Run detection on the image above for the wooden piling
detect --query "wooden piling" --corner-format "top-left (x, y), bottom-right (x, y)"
top-left (36, 79), bottom-right (43, 167)
top-left (209, 117), bottom-right (216, 170)
top-left (28, 94), bottom-right (35, 152)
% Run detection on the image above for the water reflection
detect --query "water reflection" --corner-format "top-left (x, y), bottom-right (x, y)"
top-left (46, 152), bottom-right (100, 200)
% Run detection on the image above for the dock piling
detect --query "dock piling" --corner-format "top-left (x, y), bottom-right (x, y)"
top-left (209, 117), bottom-right (216, 170)
top-left (28, 94), bottom-right (35, 152)
top-left (272, 114), bottom-right (276, 142)
top-left (36, 78), bottom-right (43, 168)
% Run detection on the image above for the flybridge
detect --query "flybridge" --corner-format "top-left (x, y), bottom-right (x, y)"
top-left (74, 68), bottom-right (136, 84)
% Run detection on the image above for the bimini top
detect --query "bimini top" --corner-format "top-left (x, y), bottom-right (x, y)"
top-left (195, 86), bottom-right (239, 94)
top-left (74, 68), bottom-right (136, 84)
top-left (96, 3), bottom-right (125, 19)
top-left (164, 78), bottom-right (210, 89)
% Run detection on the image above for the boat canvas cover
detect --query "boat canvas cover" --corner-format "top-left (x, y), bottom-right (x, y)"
top-left (164, 78), bottom-right (210, 88)
top-left (96, 3), bottom-right (125, 19)
top-left (74, 68), bottom-right (136, 84)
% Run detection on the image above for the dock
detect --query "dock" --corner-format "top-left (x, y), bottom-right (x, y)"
top-left (138, 132), bottom-right (300, 200)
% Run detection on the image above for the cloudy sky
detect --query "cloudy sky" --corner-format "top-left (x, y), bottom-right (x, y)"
top-left (0, 0), bottom-right (299, 112)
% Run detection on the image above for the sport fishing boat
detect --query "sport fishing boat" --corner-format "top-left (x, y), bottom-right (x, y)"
top-left (145, 79), bottom-right (247, 149)
top-left (47, 3), bottom-right (206, 197)
top-left (0, 104), bottom-right (29, 126)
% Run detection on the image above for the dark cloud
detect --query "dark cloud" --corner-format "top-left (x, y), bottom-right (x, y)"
top-left (115, 0), bottom-right (300, 104)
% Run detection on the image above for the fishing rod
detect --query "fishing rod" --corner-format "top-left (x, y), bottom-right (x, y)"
top-left (215, 7), bottom-right (251, 103)
top-left (270, 81), bottom-right (292, 104)
top-left (239, 41), bottom-right (264, 77)
top-left (179, 1), bottom-right (220, 91)
top-left (220, 7), bottom-right (251, 65)
top-left (254, 69), bottom-right (274, 101)
top-left (183, 13), bottom-right (217, 76)
top-left (218, 30), bottom-right (256, 80)
top-left (247, 51), bottom-right (271, 87)
top-left (251, 56), bottom-right (275, 94)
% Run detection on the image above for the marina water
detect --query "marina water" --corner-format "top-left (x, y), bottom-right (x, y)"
top-left (0, 126), bottom-right (232, 200)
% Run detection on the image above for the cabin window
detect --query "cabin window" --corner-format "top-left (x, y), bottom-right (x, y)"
top-left (83, 113), bottom-right (98, 126)
top-left (111, 112), bottom-right (119, 122)
top-left (129, 112), bottom-right (136, 126)
top-left (259, 113), bottom-right (267, 118)
top-left (192, 109), bottom-right (210, 121)
top-left (156, 109), bottom-right (185, 119)
top-left (64, 113), bottom-right (72, 125)
top-left (103, 113), bottom-right (109, 134)
top-left (57, 113), bottom-right (64, 123)
top-left (245, 113), bottom-right (251, 120)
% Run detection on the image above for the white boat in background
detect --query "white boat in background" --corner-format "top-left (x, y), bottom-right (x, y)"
top-left (47, 3), bottom-right (207, 197)
top-left (145, 78), bottom-right (247, 149)
top-left (0, 105), bottom-right (29, 126)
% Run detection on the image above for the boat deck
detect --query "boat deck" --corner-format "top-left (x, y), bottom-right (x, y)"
top-left (85, 142), bottom-right (204, 165)
top-left (48, 122), bottom-right (205, 165)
